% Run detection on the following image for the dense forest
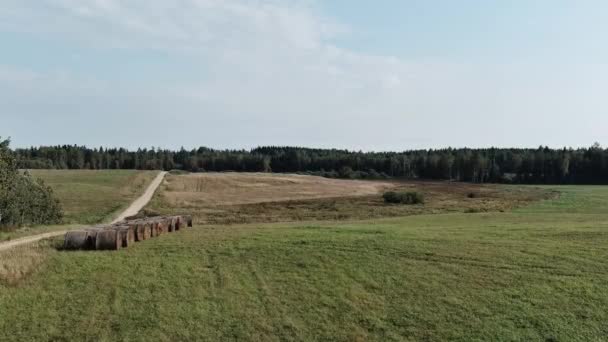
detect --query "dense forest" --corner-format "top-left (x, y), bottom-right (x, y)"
top-left (13, 143), bottom-right (608, 184)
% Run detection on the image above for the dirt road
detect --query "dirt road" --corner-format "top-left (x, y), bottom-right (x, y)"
top-left (111, 171), bottom-right (167, 223)
top-left (0, 171), bottom-right (166, 252)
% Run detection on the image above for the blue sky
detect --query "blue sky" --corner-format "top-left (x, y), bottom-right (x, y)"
top-left (1, 1), bottom-right (607, 150)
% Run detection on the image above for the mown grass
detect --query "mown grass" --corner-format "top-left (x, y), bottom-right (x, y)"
top-left (28, 170), bottom-right (158, 224)
top-left (2, 184), bottom-right (608, 340)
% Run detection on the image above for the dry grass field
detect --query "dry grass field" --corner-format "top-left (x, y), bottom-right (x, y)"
top-left (158, 172), bottom-right (393, 205)
top-left (147, 172), bottom-right (555, 225)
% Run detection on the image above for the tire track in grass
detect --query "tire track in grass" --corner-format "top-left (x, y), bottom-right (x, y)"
top-left (246, 258), bottom-right (300, 339)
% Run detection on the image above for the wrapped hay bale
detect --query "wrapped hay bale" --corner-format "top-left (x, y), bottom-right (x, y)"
top-left (95, 229), bottom-right (122, 250)
top-left (63, 231), bottom-right (89, 250)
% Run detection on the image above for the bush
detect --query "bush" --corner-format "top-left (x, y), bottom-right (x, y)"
top-left (339, 166), bottom-right (355, 179)
top-left (467, 192), bottom-right (478, 198)
top-left (382, 191), bottom-right (425, 205)
top-left (0, 138), bottom-right (63, 228)
top-left (169, 169), bottom-right (190, 175)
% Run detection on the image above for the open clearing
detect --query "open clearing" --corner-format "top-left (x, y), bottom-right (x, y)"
top-left (1, 172), bottom-right (596, 340)
top-left (155, 172), bottom-right (394, 205)
top-left (147, 172), bottom-right (553, 224)
top-left (0, 183), bottom-right (607, 340)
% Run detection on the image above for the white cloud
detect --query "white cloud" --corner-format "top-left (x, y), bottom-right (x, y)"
top-left (1, 1), bottom-right (607, 150)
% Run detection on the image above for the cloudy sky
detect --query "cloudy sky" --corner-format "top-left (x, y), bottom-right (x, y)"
top-left (1, 0), bottom-right (607, 151)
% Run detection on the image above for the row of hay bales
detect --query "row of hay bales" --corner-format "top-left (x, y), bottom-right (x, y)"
top-left (63, 215), bottom-right (193, 251)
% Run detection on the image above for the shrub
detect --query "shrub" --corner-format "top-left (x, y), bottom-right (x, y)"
top-left (382, 191), bottom-right (425, 205)
top-left (169, 169), bottom-right (190, 175)
top-left (467, 192), bottom-right (478, 198)
top-left (339, 166), bottom-right (355, 179)
top-left (0, 138), bottom-right (63, 228)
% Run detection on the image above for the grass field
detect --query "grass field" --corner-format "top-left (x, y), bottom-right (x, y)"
top-left (28, 170), bottom-right (158, 224)
top-left (2, 174), bottom-right (607, 340)
top-left (147, 173), bottom-right (553, 224)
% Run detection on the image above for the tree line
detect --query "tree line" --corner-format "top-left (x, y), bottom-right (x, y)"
top-left (12, 143), bottom-right (608, 184)
top-left (1, 138), bottom-right (62, 228)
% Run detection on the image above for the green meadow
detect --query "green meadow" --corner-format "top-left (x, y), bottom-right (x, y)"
top-left (28, 170), bottom-right (158, 224)
top-left (2, 184), bottom-right (608, 341)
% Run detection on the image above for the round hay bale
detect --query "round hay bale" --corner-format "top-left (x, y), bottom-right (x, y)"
top-left (160, 218), bottom-right (171, 233)
top-left (149, 221), bottom-right (158, 238)
top-left (125, 226), bottom-right (135, 244)
top-left (95, 229), bottom-right (121, 250)
top-left (84, 228), bottom-right (103, 250)
top-left (63, 231), bottom-right (89, 250)
top-left (133, 223), bottom-right (146, 241)
top-left (173, 216), bottom-right (182, 231)
top-left (156, 220), bottom-right (167, 235)
top-left (125, 222), bottom-right (143, 241)
top-left (183, 215), bottom-right (193, 227)
top-left (115, 225), bottom-right (134, 248)
top-left (151, 220), bottom-right (164, 237)
top-left (143, 222), bottom-right (152, 240)
top-left (167, 217), bottom-right (176, 233)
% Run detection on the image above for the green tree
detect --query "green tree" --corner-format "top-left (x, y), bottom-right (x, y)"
top-left (0, 137), bottom-right (63, 228)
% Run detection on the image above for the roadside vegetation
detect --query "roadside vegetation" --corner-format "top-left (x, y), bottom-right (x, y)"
top-left (1, 184), bottom-right (607, 340)
top-left (0, 138), bottom-right (62, 229)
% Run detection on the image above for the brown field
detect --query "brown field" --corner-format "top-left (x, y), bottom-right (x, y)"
top-left (147, 173), bottom-right (555, 225)
top-left (160, 172), bottom-right (394, 205)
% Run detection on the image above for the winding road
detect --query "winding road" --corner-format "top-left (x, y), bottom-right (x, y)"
top-left (0, 171), bottom-right (167, 252)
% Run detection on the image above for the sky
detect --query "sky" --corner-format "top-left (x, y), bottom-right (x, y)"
top-left (1, 0), bottom-right (607, 151)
